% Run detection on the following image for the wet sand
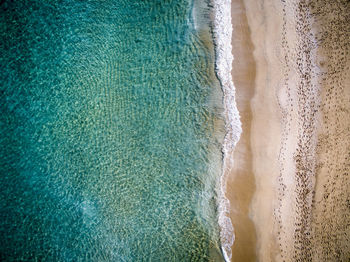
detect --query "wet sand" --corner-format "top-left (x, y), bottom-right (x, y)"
top-left (225, 0), bottom-right (257, 261)
top-left (227, 0), bottom-right (350, 261)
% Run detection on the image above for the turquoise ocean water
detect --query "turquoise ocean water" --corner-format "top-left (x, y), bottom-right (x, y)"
top-left (0, 0), bottom-right (225, 260)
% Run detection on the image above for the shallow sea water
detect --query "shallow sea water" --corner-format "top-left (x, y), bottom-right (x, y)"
top-left (0, 0), bottom-right (225, 261)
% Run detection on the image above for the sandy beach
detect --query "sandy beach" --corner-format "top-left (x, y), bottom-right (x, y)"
top-left (226, 0), bottom-right (350, 261)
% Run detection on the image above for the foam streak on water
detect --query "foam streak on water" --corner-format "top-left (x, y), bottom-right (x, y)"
top-left (212, 0), bottom-right (242, 260)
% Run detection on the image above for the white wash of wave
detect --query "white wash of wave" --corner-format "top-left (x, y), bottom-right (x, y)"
top-left (212, 0), bottom-right (242, 261)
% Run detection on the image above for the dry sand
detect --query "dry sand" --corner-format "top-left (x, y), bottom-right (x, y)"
top-left (226, 0), bottom-right (350, 261)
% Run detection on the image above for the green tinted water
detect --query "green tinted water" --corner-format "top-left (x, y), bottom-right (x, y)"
top-left (0, 0), bottom-right (225, 260)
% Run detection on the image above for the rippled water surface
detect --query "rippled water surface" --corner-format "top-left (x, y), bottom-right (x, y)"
top-left (0, 0), bottom-right (224, 260)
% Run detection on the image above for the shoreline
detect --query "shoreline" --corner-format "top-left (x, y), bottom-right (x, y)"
top-left (211, 0), bottom-right (242, 261)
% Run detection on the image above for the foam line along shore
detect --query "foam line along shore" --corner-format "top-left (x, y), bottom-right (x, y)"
top-left (211, 0), bottom-right (242, 260)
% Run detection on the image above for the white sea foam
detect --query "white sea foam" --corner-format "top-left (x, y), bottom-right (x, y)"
top-left (212, 0), bottom-right (242, 261)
